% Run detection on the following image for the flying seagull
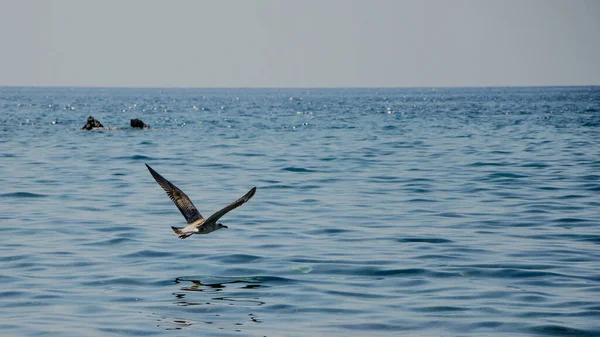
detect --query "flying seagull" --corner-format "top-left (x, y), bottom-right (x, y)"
top-left (145, 163), bottom-right (256, 239)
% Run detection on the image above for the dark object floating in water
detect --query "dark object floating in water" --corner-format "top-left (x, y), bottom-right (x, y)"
top-left (130, 118), bottom-right (150, 129)
top-left (82, 116), bottom-right (104, 130)
top-left (145, 163), bottom-right (256, 239)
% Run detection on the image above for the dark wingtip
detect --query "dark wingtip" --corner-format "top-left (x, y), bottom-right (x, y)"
top-left (145, 163), bottom-right (157, 175)
top-left (247, 186), bottom-right (257, 199)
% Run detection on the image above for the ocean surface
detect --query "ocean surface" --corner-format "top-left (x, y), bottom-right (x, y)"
top-left (1, 86), bottom-right (599, 337)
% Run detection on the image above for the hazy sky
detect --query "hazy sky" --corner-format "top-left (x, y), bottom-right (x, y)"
top-left (1, 0), bottom-right (598, 87)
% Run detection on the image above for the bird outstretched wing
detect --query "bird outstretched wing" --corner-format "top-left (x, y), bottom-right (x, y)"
top-left (201, 187), bottom-right (256, 228)
top-left (146, 164), bottom-right (203, 224)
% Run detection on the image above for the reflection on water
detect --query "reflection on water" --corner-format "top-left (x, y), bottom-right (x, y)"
top-left (164, 276), bottom-right (267, 332)
top-left (175, 276), bottom-right (264, 294)
top-left (151, 315), bottom-right (193, 331)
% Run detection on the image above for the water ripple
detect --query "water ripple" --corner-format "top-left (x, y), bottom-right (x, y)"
top-left (1, 86), bottom-right (599, 337)
top-left (0, 192), bottom-right (48, 198)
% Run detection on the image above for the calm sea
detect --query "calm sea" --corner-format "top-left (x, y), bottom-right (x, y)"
top-left (1, 86), bottom-right (599, 336)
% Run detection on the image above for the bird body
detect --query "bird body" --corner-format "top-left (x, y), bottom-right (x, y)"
top-left (171, 218), bottom-right (224, 238)
top-left (145, 163), bottom-right (256, 239)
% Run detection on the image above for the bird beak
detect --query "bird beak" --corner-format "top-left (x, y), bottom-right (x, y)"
top-left (222, 225), bottom-right (228, 228)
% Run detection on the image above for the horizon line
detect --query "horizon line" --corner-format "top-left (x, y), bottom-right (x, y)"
top-left (1, 84), bottom-right (599, 90)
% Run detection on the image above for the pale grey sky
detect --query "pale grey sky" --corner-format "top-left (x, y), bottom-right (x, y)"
top-left (1, 0), bottom-right (598, 87)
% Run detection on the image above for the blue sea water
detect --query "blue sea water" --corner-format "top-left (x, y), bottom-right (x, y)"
top-left (0, 86), bottom-right (599, 336)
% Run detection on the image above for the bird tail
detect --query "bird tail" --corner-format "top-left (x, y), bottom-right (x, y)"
top-left (171, 226), bottom-right (191, 239)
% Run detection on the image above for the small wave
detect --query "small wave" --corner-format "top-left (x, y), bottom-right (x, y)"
top-left (582, 184), bottom-right (600, 192)
top-left (368, 175), bottom-right (401, 181)
top-left (527, 233), bottom-right (600, 244)
top-left (314, 265), bottom-right (452, 278)
top-left (469, 321), bottom-right (505, 329)
top-left (291, 265), bottom-right (313, 274)
top-left (407, 198), bottom-right (438, 203)
top-left (214, 254), bottom-right (264, 264)
top-left (281, 166), bottom-right (315, 173)
top-left (307, 228), bottom-right (351, 235)
top-left (262, 184), bottom-right (295, 189)
top-left (469, 161), bottom-right (510, 167)
top-left (436, 212), bottom-right (465, 218)
top-left (485, 172), bottom-right (529, 180)
top-left (552, 217), bottom-right (592, 225)
top-left (0, 192), bottom-right (47, 198)
top-left (122, 249), bottom-right (175, 258)
top-left (116, 155), bottom-right (153, 161)
top-left (98, 327), bottom-right (159, 335)
top-left (326, 289), bottom-right (388, 299)
top-left (84, 237), bottom-right (136, 246)
top-left (461, 267), bottom-right (574, 280)
top-left (199, 163), bottom-right (238, 169)
top-left (520, 162), bottom-right (550, 168)
top-left (231, 152), bottom-right (265, 157)
top-left (0, 291), bottom-right (24, 299)
top-left (397, 237), bottom-right (453, 244)
top-left (337, 322), bottom-right (409, 332)
top-left (530, 324), bottom-right (598, 337)
top-left (175, 275), bottom-right (297, 286)
top-left (405, 187), bottom-right (432, 193)
top-left (93, 225), bottom-right (136, 233)
top-left (412, 305), bottom-right (469, 312)
top-left (32, 294), bottom-right (62, 300)
top-left (0, 254), bottom-right (29, 262)
top-left (82, 277), bottom-right (156, 287)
